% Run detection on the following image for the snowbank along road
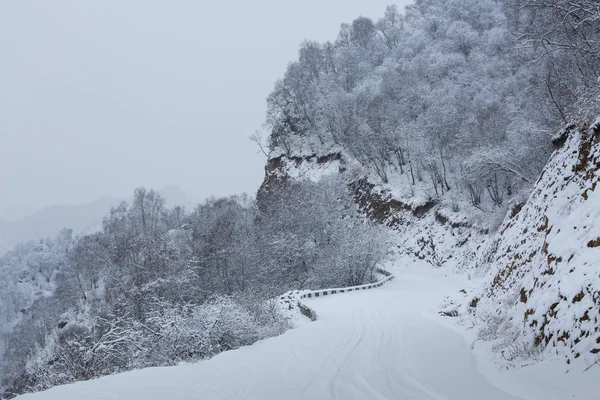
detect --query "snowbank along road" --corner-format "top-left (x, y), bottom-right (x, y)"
top-left (18, 262), bottom-right (528, 400)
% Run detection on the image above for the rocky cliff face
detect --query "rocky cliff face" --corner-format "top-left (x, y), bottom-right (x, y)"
top-left (467, 118), bottom-right (600, 364)
top-left (259, 146), bottom-right (490, 272)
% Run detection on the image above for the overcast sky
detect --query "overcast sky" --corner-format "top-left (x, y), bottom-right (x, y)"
top-left (0, 0), bottom-right (412, 220)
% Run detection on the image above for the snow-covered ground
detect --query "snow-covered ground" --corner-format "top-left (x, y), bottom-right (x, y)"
top-left (17, 259), bottom-right (596, 400)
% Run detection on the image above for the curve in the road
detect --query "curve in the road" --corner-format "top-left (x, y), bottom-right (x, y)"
top-left (296, 267), bottom-right (395, 321)
top-left (18, 266), bottom-right (525, 400)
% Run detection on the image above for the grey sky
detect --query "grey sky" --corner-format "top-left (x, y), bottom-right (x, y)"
top-left (0, 0), bottom-right (412, 220)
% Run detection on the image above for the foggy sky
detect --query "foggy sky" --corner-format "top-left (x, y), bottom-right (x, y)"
top-left (0, 0), bottom-right (412, 220)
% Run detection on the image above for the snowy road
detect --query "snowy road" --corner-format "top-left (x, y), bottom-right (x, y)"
top-left (20, 265), bottom-right (522, 400)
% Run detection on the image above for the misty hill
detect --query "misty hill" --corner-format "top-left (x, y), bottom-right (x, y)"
top-left (0, 186), bottom-right (196, 255)
top-left (0, 197), bottom-right (121, 256)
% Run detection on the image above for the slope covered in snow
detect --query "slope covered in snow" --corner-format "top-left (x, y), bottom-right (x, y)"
top-left (464, 119), bottom-right (600, 365)
top-left (265, 87), bottom-right (600, 369)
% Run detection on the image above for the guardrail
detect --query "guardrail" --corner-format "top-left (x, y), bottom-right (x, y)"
top-left (296, 267), bottom-right (395, 321)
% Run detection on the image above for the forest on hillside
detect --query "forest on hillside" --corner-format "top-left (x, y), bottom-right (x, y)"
top-left (267, 0), bottom-right (599, 214)
top-left (1, 0), bottom-right (599, 397)
top-left (0, 182), bottom-right (386, 397)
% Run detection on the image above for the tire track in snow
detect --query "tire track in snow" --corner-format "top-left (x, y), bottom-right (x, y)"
top-left (328, 307), bottom-right (368, 400)
top-left (300, 269), bottom-right (523, 400)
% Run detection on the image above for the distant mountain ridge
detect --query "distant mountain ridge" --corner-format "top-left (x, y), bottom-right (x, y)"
top-left (0, 196), bottom-right (122, 256)
top-left (0, 186), bottom-right (196, 255)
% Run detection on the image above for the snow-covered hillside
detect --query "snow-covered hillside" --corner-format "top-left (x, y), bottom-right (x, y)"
top-left (2, 0), bottom-right (599, 395)
top-left (463, 119), bottom-right (600, 365)
top-left (262, 97), bottom-right (600, 372)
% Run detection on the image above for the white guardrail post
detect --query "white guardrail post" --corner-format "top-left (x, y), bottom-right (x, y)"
top-left (296, 267), bottom-right (394, 321)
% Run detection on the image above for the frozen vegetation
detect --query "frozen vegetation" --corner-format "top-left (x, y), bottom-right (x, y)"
top-left (0, 182), bottom-right (387, 397)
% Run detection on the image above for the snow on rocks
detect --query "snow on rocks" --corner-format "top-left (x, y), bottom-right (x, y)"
top-left (466, 120), bottom-right (600, 365)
